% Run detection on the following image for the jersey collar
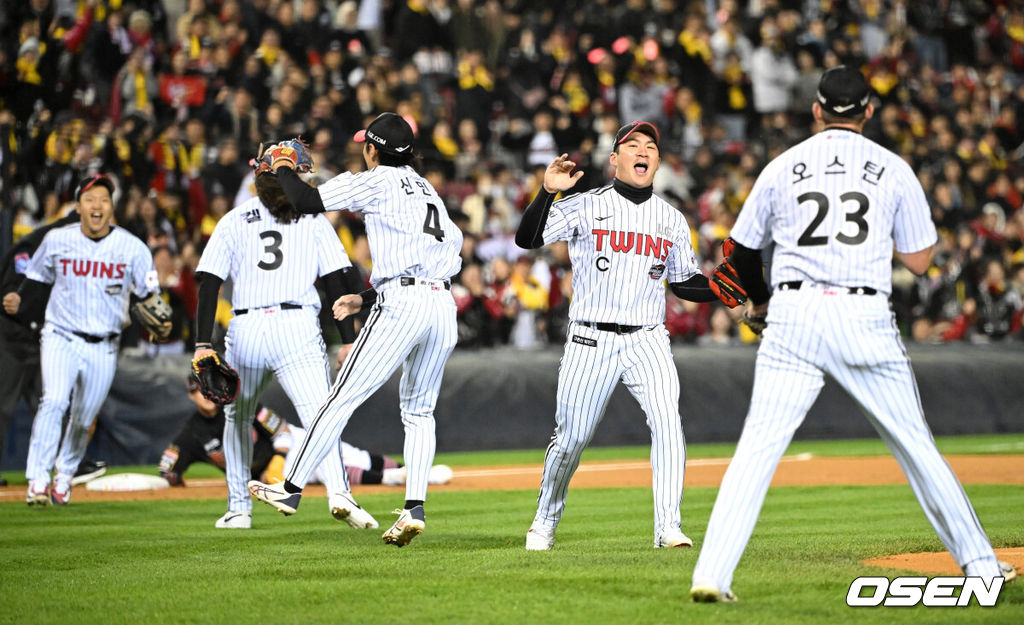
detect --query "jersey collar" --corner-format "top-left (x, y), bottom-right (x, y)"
top-left (612, 178), bottom-right (654, 205)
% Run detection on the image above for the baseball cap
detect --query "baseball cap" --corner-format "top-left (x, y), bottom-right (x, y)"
top-left (353, 112), bottom-right (414, 155)
top-left (614, 121), bottom-right (660, 149)
top-left (816, 66), bottom-right (871, 117)
top-left (75, 173), bottom-right (115, 201)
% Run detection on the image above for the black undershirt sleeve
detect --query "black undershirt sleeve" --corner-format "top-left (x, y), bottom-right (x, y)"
top-left (730, 243), bottom-right (771, 305)
top-left (321, 267), bottom-right (357, 343)
top-left (15, 278), bottom-right (50, 321)
top-left (514, 188), bottom-right (555, 249)
top-left (276, 167), bottom-right (326, 214)
top-left (668, 274), bottom-right (718, 303)
top-left (194, 271), bottom-right (223, 345)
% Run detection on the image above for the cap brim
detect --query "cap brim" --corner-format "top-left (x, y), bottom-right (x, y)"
top-left (353, 129), bottom-right (367, 143)
top-left (617, 122), bottom-right (660, 147)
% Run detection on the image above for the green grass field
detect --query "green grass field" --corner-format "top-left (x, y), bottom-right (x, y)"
top-left (2, 434), bottom-right (1023, 624)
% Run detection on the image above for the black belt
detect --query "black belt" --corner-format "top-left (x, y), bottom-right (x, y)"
top-left (234, 302), bottom-right (303, 315)
top-left (579, 321), bottom-right (643, 334)
top-left (399, 277), bottom-right (451, 290)
top-left (778, 281), bottom-right (877, 295)
top-left (73, 331), bottom-right (119, 343)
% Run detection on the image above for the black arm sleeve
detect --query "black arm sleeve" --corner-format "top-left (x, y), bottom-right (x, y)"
top-left (194, 271), bottom-right (224, 345)
top-left (321, 267), bottom-right (357, 343)
top-left (276, 167), bottom-right (326, 214)
top-left (668, 274), bottom-right (719, 303)
top-left (15, 278), bottom-right (51, 320)
top-left (730, 243), bottom-right (771, 305)
top-left (514, 188), bottom-right (556, 249)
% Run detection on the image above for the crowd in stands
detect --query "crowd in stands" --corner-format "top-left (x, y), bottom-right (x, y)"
top-left (2, 0), bottom-right (1022, 352)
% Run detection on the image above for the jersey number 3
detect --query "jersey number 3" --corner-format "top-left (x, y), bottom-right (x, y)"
top-left (422, 203), bottom-right (445, 242)
top-left (797, 191), bottom-right (869, 246)
top-left (258, 230), bottom-right (283, 270)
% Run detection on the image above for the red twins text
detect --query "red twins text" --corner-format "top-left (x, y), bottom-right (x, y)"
top-left (59, 259), bottom-right (127, 279)
top-left (592, 230), bottom-right (673, 260)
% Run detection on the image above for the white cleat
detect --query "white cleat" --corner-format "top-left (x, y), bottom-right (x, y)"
top-left (215, 510), bottom-right (252, 529)
top-left (654, 528), bottom-right (693, 548)
top-left (330, 492), bottom-right (379, 529)
top-left (525, 524), bottom-right (556, 551)
top-left (247, 479), bottom-right (301, 515)
top-left (382, 506), bottom-right (425, 547)
top-left (690, 584), bottom-right (738, 603)
top-left (1000, 561), bottom-right (1017, 584)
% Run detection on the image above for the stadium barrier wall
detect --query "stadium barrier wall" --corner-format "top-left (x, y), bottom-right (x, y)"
top-left (2, 344), bottom-right (1022, 470)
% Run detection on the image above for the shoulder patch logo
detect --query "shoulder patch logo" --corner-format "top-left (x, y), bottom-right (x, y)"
top-left (243, 209), bottom-right (262, 223)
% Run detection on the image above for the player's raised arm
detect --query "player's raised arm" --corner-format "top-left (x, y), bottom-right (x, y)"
top-left (515, 154), bottom-right (584, 249)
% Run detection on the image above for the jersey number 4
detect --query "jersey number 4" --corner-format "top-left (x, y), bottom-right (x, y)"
top-left (422, 203), bottom-right (445, 242)
top-left (797, 191), bottom-right (869, 246)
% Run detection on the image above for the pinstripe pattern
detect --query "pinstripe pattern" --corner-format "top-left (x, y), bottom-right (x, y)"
top-left (317, 166), bottom-right (463, 287)
top-left (693, 128), bottom-right (1002, 594)
top-left (531, 185), bottom-right (696, 543)
top-left (198, 198), bottom-right (355, 514)
top-left (24, 226), bottom-right (155, 488)
top-left (285, 286), bottom-right (457, 502)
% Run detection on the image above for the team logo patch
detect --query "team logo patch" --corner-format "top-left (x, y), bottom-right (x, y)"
top-left (648, 263), bottom-right (666, 279)
top-left (243, 209), bottom-right (262, 223)
top-left (14, 253), bottom-right (30, 275)
top-left (571, 335), bottom-right (597, 347)
top-left (105, 283), bottom-right (123, 296)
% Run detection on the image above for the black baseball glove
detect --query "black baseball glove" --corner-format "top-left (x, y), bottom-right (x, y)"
top-left (190, 354), bottom-right (240, 405)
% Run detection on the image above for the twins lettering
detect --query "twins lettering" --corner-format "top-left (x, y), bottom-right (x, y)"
top-left (592, 230), bottom-right (673, 260)
top-left (58, 259), bottom-right (127, 279)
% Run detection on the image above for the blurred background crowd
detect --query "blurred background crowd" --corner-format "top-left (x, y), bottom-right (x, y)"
top-left (1, 0), bottom-right (1023, 353)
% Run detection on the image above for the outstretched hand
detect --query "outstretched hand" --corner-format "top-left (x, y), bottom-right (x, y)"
top-left (543, 154), bottom-right (584, 194)
top-left (333, 294), bottom-right (362, 320)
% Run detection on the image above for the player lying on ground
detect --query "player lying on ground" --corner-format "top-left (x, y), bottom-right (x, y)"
top-left (159, 374), bottom-right (452, 496)
top-left (514, 121), bottom-right (748, 551)
top-left (689, 66), bottom-right (1016, 604)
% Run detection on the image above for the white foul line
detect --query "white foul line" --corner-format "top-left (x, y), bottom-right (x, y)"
top-left (451, 452), bottom-right (814, 478)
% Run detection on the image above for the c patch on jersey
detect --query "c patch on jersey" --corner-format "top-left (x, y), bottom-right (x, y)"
top-left (571, 335), bottom-right (597, 347)
top-left (105, 283), bottom-right (123, 296)
top-left (648, 263), bottom-right (666, 279)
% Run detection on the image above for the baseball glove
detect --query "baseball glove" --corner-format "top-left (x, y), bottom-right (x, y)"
top-left (250, 138), bottom-right (313, 175)
top-left (190, 354), bottom-right (240, 405)
top-left (131, 292), bottom-right (173, 341)
top-left (709, 259), bottom-right (748, 308)
top-left (742, 310), bottom-right (768, 336)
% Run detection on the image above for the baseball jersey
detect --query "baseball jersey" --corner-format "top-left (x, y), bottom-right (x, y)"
top-left (316, 165), bottom-right (463, 287)
top-left (542, 185), bottom-right (699, 326)
top-left (730, 128), bottom-right (938, 294)
top-left (26, 224), bottom-right (156, 336)
top-left (197, 197), bottom-right (350, 309)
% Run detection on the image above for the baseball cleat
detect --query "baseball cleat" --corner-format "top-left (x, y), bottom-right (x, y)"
top-left (50, 474), bottom-right (73, 506)
top-left (71, 458), bottom-right (108, 486)
top-left (26, 481), bottom-right (49, 507)
top-left (330, 492), bottom-right (379, 529)
top-left (215, 511), bottom-right (252, 529)
top-left (525, 524), bottom-right (556, 551)
top-left (382, 505), bottom-right (425, 547)
top-left (1000, 561), bottom-right (1017, 584)
top-left (690, 585), bottom-right (738, 603)
top-left (654, 528), bottom-right (693, 548)
top-left (248, 479), bottom-right (301, 515)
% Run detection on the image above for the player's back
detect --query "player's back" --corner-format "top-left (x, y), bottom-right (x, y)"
top-left (354, 166), bottom-right (463, 287)
top-left (201, 197), bottom-right (342, 310)
top-left (756, 129), bottom-right (933, 293)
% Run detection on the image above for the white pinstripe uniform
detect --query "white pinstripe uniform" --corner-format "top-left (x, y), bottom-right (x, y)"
top-left (692, 128), bottom-right (1005, 593)
top-left (24, 225), bottom-right (156, 488)
top-left (533, 185), bottom-right (699, 542)
top-left (197, 197), bottom-right (354, 515)
top-left (283, 164), bottom-right (462, 506)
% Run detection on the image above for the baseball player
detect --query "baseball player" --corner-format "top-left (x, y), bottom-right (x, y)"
top-left (690, 67), bottom-right (1015, 603)
top-left (247, 113), bottom-right (462, 548)
top-left (515, 122), bottom-right (744, 551)
top-left (192, 140), bottom-right (377, 530)
top-left (2, 174), bottom-right (165, 506)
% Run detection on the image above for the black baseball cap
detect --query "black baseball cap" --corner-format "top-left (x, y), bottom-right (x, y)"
top-left (353, 112), bottom-right (414, 155)
top-left (816, 66), bottom-right (871, 117)
top-left (75, 173), bottom-right (115, 201)
top-left (614, 121), bottom-right (660, 149)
